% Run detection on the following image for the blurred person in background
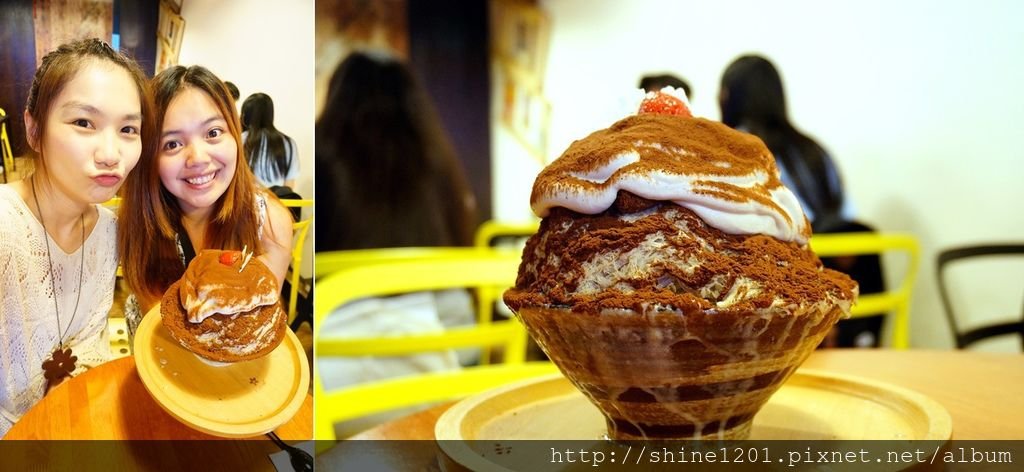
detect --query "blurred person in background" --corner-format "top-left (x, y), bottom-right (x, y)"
top-left (639, 73), bottom-right (692, 100)
top-left (224, 81), bottom-right (241, 118)
top-left (718, 54), bottom-right (883, 348)
top-left (719, 54), bottom-right (852, 227)
top-left (240, 93), bottom-right (300, 192)
top-left (317, 51), bottom-right (475, 251)
top-left (224, 81), bottom-right (240, 103)
top-left (315, 50), bottom-right (478, 408)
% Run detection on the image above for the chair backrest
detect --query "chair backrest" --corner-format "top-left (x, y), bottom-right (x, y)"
top-left (280, 198), bottom-right (313, 208)
top-left (313, 248), bottom-right (530, 440)
top-left (101, 197), bottom-right (122, 209)
top-left (1, 108), bottom-right (15, 183)
top-left (280, 197), bottom-right (312, 223)
top-left (287, 218), bottom-right (312, 325)
top-left (315, 247), bottom-right (517, 361)
top-left (472, 220), bottom-right (540, 360)
top-left (809, 232), bottom-right (920, 349)
top-left (315, 246), bottom-right (491, 277)
top-left (937, 244), bottom-right (1024, 349)
top-left (473, 220), bottom-right (540, 248)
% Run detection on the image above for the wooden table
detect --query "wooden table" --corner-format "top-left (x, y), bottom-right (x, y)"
top-left (803, 349), bottom-right (1024, 439)
top-left (322, 349), bottom-right (1024, 469)
top-left (348, 349), bottom-right (1024, 441)
top-left (1, 356), bottom-right (312, 469)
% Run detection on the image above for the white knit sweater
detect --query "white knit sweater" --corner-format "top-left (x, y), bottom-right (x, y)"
top-left (0, 185), bottom-right (114, 437)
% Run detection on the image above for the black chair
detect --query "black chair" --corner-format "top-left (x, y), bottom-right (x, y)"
top-left (937, 244), bottom-right (1024, 349)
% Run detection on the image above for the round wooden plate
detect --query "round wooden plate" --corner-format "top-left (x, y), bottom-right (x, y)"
top-left (134, 305), bottom-right (310, 438)
top-left (436, 370), bottom-right (952, 470)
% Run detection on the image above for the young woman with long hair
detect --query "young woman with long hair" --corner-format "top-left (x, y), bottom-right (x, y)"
top-left (240, 93), bottom-right (299, 189)
top-left (0, 38), bottom-right (154, 435)
top-left (117, 66), bottom-right (293, 335)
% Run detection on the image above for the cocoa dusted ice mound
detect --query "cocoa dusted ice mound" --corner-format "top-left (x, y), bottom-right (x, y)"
top-left (503, 88), bottom-right (857, 440)
top-left (161, 249), bottom-right (287, 363)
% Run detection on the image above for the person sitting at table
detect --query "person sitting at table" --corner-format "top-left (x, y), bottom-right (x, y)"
top-left (117, 65), bottom-right (293, 339)
top-left (718, 54), bottom-right (884, 347)
top-left (240, 92), bottom-right (300, 191)
top-left (0, 38), bottom-right (154, 437)
top-left (315, 50), bottom-right (478, 396)
top-left (639, 72), bottom-right (692, 99)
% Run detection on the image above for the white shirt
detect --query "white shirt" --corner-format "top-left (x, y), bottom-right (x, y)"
top-left (0, 185), bottom-right (114, 437)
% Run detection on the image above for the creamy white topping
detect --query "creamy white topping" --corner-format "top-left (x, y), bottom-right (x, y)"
top-left (184, 274), bottom-right (278, 324)
top-left (532, 150), bottom-right (808, 244)
top-left (532, 87), bottom-right (809, 244)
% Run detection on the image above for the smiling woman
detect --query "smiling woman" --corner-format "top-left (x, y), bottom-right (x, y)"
top-left (116, 65), bottom-right (293, 341)
top-left (0, 38), bottom-right (155, 439)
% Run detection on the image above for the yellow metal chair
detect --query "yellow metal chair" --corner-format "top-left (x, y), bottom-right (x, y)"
top-left (473, 219), bottom-right (540, 248)
top-left (101, 196), bottom-right (121, 209)
top-left (809, 232), bottom-right (920, 349)
top-left (280, 197), bottom-right (313, 228)
top-left (278, 197), bottom-right (313, 206)
top-left (472, 220), bottom-right (540, 360)
top-left (1, 108), bottom-right (15, 183)
top-left (288, 219), bottom-right (312, 325)
top-left (314, 249), bottom-right (557, 441)
top-left (314, 246), bottom-right (496, 277)
top-left (316, 246), bottom-right (520, 364)
top-left (277, 198), bottom-right (313, 326)
top-left (280, 198), bottom-right (313, 213)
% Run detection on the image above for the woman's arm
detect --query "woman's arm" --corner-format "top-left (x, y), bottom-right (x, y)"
top-left (258, 196), bottom-right (294, 289)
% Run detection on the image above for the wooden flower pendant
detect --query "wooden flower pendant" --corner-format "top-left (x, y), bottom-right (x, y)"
top-left (42, 348), bottom-right (77, 391)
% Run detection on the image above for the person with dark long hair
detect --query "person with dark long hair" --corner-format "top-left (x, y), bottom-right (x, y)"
top-left (315, 51), bottom-right (478, 401)
top-left (718, 54), bottom-right (852, 230)
top-left (719, 55), bottom-right (886, 348)
top-left (316, 51), bottom-right (475, 251)
top-left (240, 93), bottom-right (299, 189)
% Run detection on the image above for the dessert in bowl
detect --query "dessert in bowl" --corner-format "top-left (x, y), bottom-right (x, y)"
top-left (503, 88), bottom-right (857, 440)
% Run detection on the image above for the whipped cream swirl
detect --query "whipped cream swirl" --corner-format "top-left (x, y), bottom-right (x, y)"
top-left (530, 112), bottom-right (810, 244)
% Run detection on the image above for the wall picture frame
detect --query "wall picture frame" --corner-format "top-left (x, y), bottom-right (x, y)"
top-left (156, 0), bottom-right (186, 72)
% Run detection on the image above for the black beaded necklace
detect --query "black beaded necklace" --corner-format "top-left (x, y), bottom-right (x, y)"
top-left (30, 178), bottom-right (83, 392)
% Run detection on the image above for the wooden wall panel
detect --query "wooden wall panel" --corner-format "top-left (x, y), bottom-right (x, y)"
top-left (33, 0), bottom-right (113, 66)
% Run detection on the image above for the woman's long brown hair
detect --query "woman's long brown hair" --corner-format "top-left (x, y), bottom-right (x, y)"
top-left (118, 65), bottom-right (264, 310)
